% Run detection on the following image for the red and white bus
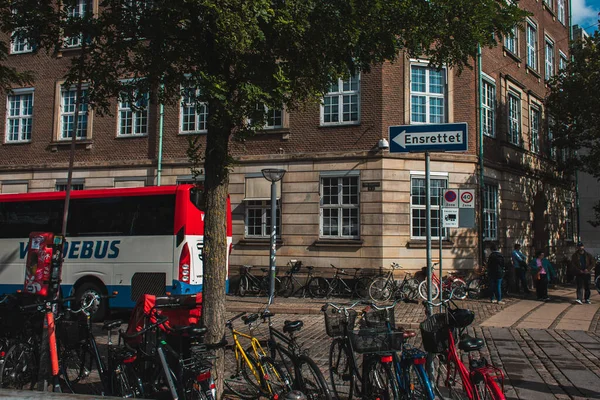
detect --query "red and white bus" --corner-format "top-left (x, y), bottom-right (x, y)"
top-left (0, 184), bottom-right (232, 319)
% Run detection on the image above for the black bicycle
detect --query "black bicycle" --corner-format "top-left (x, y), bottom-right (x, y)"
top-left (324, 265), bottom-right (372, 298)
top-left (237, 265), bottom-right (282, 297)
top-left (278, 260), bottom-right (329, 298)
top-left (368, 262), bottom-right (420, 302)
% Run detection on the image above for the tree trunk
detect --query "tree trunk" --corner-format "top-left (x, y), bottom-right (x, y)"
top-left (201, 102), bottom-right (232, 400)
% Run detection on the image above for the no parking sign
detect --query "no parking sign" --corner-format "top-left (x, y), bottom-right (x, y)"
top-left (459, 189), bottom-right (475, 208)
top-left (443, 189), bottom-right (458, 208)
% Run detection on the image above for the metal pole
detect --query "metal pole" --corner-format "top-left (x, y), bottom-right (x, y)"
top-left (157, 86), bottom-right (164, 186)
top-left (439, 191), bottom-right (443, 312)
top-left (426, 152), bottom-right (432, 316)
top-left (268, 179), bottom-right (277, 306)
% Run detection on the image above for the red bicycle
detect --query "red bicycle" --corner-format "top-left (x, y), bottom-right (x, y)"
top-left (418, 265), bottom-right (467, 300)
top-left (420, 292), bottom-right (505, 399)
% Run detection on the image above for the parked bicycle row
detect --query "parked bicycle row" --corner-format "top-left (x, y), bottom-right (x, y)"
top-left (236, 260), bottom-right (505, 303)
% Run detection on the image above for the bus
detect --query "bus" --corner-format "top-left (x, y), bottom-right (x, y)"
top-left (0, 184), bottom-right (233, 320)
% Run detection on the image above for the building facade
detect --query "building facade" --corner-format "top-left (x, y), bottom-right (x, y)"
top-left (0, 0), bottom-right (576, 275)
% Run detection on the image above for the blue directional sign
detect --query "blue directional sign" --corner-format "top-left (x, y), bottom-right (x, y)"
top-left (389, 123), bottom-right (468, 153)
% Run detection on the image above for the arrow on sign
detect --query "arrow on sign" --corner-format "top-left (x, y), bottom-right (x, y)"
top-left (391, 130), bottom-right (465, 150)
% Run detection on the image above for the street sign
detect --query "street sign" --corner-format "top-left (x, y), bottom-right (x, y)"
top-left (459, 189), bottom-right (475, 208)
top-left (443, 208), bottom-right (459, 228)
top-left (443, 189), bottom-right (458, 208)
top-left (389, 123), bottom-right (468, 153)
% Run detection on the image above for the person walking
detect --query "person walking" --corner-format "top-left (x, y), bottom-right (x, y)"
top-left (512, 243), bottom-right (530, 295)
top-left (570, 241), bottom-right (594, 304)
top-left (487, 243), bottom-right (505, 304)
top-left (529, 250), bottom-right (556, 301)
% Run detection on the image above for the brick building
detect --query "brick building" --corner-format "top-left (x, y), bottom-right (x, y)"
top-left (0, 0), bottom-right (576, 276)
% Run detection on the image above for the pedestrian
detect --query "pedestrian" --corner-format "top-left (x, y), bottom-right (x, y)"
top-left (570, 241), bottom-right (594, 304)
top-left (486, 243), bottom-right (505, 304)
top-left (512, 243), bottom-right (530, 295)
top-left (529, 250), bottom-right (556, 301)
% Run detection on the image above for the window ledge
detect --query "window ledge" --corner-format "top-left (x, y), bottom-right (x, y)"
top-left (49, 139), bottom-right (93, 151)
top-left (526, 67), bottom-right (541, 79)
top-left (237, 238), bottom-right (284, 247)
top-left (319, 122), bottom-right (361, 128)
top-left (543, 3), bottom-right (556, 17)
top-left (115, 134), bottom-right (149, 139)
top-left (312, 239), bottom-right (363, 247)
top-left (178, 131), bottom-right (208, 136)
top-left (4, 140), bottom-right (32, 145)
top-left (406, 240), bottom-right (454, 249)
top-left (503, 48), bottom-right (521, 63)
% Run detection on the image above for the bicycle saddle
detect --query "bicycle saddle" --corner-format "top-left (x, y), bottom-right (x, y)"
top-left (172, 325), bottom-right (208, 337)
top-left (262, 311), bottom-right (275, 319)
top-left (283, 320), bottom-right (303, 333)
top-left (103, 319), bottom-right (124, 331)
top-left (243, 313), bottom-right (259, 325)
top-left (458, 334), bottom-right (485, 352)
top-left (261, 268), bottom-right (270, 273)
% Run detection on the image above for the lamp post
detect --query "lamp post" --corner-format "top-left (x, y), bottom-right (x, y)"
top-left (261, 168), bottom-right (286, 306)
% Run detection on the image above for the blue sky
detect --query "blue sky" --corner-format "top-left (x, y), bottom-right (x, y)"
top-left (572, 0), bottom-right (600, 33)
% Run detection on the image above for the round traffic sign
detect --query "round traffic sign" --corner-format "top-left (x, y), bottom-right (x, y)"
top-left (444, 190), bottom-right (457, 203)
top-left (460, 191), bottom-right (474, 204)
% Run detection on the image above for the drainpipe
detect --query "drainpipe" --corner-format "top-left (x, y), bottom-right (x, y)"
top-left (477, 44), bottom-right (485, 266)
top-left (568, 1), bottom-right (580, 242)
top-left (157, 85), bottom-right (164, 186)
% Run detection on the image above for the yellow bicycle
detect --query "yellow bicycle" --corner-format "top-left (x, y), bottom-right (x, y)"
top-left (223, 311), bottom-right (291, 399)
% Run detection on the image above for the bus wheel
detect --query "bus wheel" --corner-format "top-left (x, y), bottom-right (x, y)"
top-left (74, 282), bottom-right (107, 322)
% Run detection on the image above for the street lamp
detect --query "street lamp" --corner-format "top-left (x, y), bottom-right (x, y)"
top-left (261, 168), bottom-right (286, 306)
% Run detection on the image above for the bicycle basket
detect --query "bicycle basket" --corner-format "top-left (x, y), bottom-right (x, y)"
top-left (419, 313), bottom-right (449, 353)
top-left (350, 329), bottom-right (404, 354)
top-left (58, 319), bottom-right (86, 348)
top-left (362, 307), bottom-right (395, 330)
top-left (449, 308), bottom-right (475, 328)
top-left (290, 260), bottom-right (303, 273)
top-left (323, 305), bottom-right (357, 337)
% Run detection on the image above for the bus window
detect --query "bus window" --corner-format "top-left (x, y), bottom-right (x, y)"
top-left (130, 195), bottom-right (175, 235)
top-left (69, 197), bottom-right (135, 236)
top-left (0, 200), bottom-right (63, 238)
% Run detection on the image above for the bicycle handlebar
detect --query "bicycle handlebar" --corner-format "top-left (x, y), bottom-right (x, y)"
top-left (321, 299), bottom-right (364, 313)
top-left (422, 288), bottom-right (457, 308)
top-left (226, 311), bottom-right (246, 325)
top-left (19, 296), bottom-right (77, 311)
top-left (120, 315), bottom-right (170, 340)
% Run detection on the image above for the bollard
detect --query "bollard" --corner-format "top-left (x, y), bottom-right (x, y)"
top-left (284, 390), bottom-right (307, 400)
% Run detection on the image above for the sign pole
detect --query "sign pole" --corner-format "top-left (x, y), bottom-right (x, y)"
top-left (425, 151), bottom-right (432, 317)
top-left (439, 192), bottom-right (443, 312)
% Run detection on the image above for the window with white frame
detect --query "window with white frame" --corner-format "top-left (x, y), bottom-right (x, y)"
top-left (543, 0), bottom-right (554, 11)
top-left (504, 26), bottom-right (518, 55)
top-left (559, 52), bottom-right (568, 74)
top-left (526, 21), bottom-right (538, 70)
top-left (321, 75), bottom-right (360, 125)
top-left (245, 200), bottom-right (281, 238)
top-left (410, 176), bottom-right (447, 239)
top-left (320, 175), bottom-right (359, 239)
top-left (557, 0), bottom-right (565, 24)
top-left (545, 38), bottom-right (555, 79)
top-left (64, 0), bottom-right (89, 48)
top-left (482, 79), bottom-right (496, 137)
top-left (410, 64), bottom-right (446, 124)
top-left (180, 87), bottom-right (208, 134)
top-left (565, 202), bottom-right (574, 241)
top-left (530, 106), bottom-right (541, 154)
top-left (483, 183), bottom-right (498, 240)
top-left (508, 92), bottom-right (521, 145)
top-left (264, 107), bottom-right (283, 129)
top-left (59, 87), bottom-right (88, 140)
top-left (5, 90), bottom-right (33, 143)
top-left (118, 91), bottom-right (149, 136)
top-left (11, 30), bottom-right (32, 54)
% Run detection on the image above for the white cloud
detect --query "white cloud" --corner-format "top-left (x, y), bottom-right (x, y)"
top-left (571, 0), bottom-right (600, 30)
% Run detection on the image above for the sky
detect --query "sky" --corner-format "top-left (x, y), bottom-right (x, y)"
top-left (572, 0), bottom-right (600, 33)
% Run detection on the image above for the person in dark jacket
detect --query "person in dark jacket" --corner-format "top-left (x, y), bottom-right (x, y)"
top-left (486, 243), bottom-right (505, 304)
top-left (570, 242), bottom-right (594, 304)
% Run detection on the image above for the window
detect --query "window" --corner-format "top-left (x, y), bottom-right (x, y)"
top-left (264, 108), bottom-right (283, 129)
top-left (5, 90), bottom-right (33, 143)
top-left (559, 52), bottom-right (568, 75)
top-left (545, 38), bottom-right (555, 79)
top-left (180, 87), bottom-right (208, 134)
top-left (508, 92), bottom-right (521, 145)
top-left (526, 22), bottom-right (538, 70)
top-left (557, 0), bottom-right (565, 24)
top-left (320, 175), bottom-right (359, 238)
top-left (410, 65), bottom-right (446, 124)
top-left (245, 200), bottom-right (281, 239)
top-left (56, 183), bottom-right (84, 191)
top-left (543, 0), bottom-right (553, 11)
top-left (59, 87), bottom-right (88, 140)
top-left (530, 106), bottom-right (540, 154)
top-left (64, 0), bottom-right (89, 48)
top-left (565, 202), bottom-right (574, 241)
top-left (482, 80), bottom-right (496, 137)
top-left (11, 31), bottom-right (32, 54)
top-left (321, 75), bottom-right (360, 125)
top-left (410, 176), bottom-right (447, 239)
top-left (483, 184), bottom-right (498, 241)
top-left (504, 26), bottom-right (518, 55)
top-left (118, 92), bottom-right (149, 136)
top-left (547, 119), bottom-right (556, 159)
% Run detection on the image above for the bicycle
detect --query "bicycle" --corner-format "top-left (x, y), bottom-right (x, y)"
top-left (368, 263), bottom-right (420, 302)
top-left (324, 265), bottom-right (372, 298)
top-left (223, 311), bottom-right (291, 399)
top-left (278, 260), bottom-right (329, 298)
top-left (237, 265), bottom-right (282, 297)
top-left (259, 309), bottom-right (332, 399)
top-left (418, 266), bottom-right (467, 300)
top-left (466, 267), bottom-right (508, 300)
top-left (420, 291), bottom-right (506, 400)
top-left (323, 300), bottom-right (407, 400)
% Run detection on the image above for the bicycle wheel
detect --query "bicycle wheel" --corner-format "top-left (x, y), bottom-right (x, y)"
top-left (278, 276), bottom-right (295, 298)
top-left (407, 363), bottom-right (436, 400)
top-left (434, 355), bottom-right (467, 400)
top-left (308, 277), bottom-right (329, 298)
top-left (596, 275), bottom-right (600, 294)
top-left (353, 276), bottom-right (373, 299)
top-left (466, 278), bottom-right (483, 299)
top-left (363, 356), bottom-right (399, 400)
top-left (223, 347), bottom-right (263, 399)
top-left (401, 278), bottom-right (420, 300)
top-left (296, 354), bottom-right (332, 400)
top-left (0, 342), bottom-right (37, 390)
top-left (66, 346), bottom-right (104, 395)
top-left (271, 344), bottom-right (295, 386)
top-left (111, 362), bottom-right (137, 398)
top-left (238, 275), bottom-right (249, 297)
top-left (451, 278), bottom-right (467, 300)
top-left (418, 280), bottom-right (440, 301)
top-left (369, 277), bottom-right (392, 302)
top-left (258, 356), bottom-right (291, 397)
top-left (329, 338), bottom-right (354, 400)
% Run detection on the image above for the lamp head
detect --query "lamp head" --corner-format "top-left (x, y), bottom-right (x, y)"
top-left (261, 168), bottom-right (286, 182)
top-left (377, 138), bottom-right (390, 150)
